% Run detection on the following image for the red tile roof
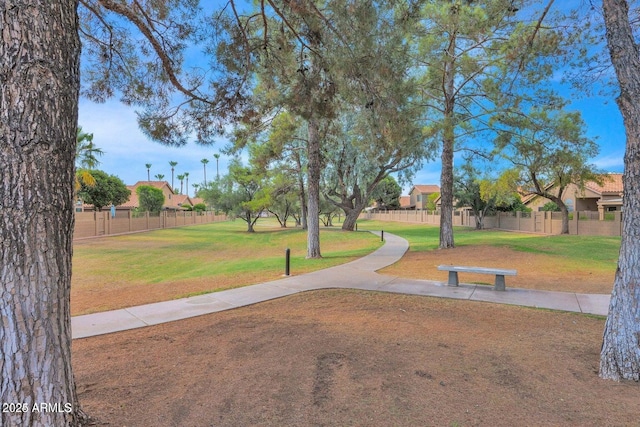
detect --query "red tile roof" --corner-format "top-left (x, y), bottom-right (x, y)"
top-left (412, 185), bottom-right (440, 194)
top-left (172, 194), bottom-right (193, 207)
top-left (118, 181), bottom-right (186, 210)
top-left (585, 173), bottom-right (623, 194)
top-left (132, 180), bottom-right (171, 189)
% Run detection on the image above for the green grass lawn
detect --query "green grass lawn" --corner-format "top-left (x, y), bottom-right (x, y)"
top-left (356, 219), bottom-right (620, 275)
top-left (72, 217), bottom-right (621, 315)
top-left (72, 218), bottom-right (382, 313)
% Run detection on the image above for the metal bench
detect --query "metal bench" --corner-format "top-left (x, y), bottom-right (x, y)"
top-left (437, 265), bottom-right (517, 291)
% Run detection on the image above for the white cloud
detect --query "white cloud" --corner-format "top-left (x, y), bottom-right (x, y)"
top-left (78, 100), bottom-right (229, 190)
top-left (594, 151), bottom-right (624, 172)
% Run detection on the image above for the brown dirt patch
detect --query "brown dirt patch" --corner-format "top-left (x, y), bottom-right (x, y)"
top-left (71, 272), bottom-right (282, 315)
top-left (380, 245), bottom-right (614, 294)
top-left (74, 290), bottom-right (639, 426)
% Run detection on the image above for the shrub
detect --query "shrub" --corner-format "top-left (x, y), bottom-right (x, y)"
top-left (136, 185), bottom-right (164, 213)
top-left (540, 202), bottom-right (561, 212)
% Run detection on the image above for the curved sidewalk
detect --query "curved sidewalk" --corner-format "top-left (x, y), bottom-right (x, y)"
top-left (71, 231), bottom-right (611, 339)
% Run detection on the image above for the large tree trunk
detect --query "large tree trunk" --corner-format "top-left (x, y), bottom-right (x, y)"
top-left (323, 179), bottom-right (366, 232)
top-left (342, 210), bottom-right (358, 231)
top-left (339, 191), bottom-right (366, 232)
top-left (600, 0), bottom-right (640, 381)
top-left (306, 118), bottom-right (322, 258)
top-left (1, 1), bottom-right (86, 425)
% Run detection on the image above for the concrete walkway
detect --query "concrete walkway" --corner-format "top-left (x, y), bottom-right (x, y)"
top-left (71, 231), bottom-right (611, 339)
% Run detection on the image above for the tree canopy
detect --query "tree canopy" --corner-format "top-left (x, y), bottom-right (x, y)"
top-left (136, 185), bottom-right (165, 213)
top-left (454, 160), bottom-right (520, 229)
top-left (77, 169), bottom-right (130, 211)
top-left (370, 176), bottom-right (402, 210)
top-left (412, 0), bottom-right (583, 248)
top-left (492, 105), bottom-right (602, 234)
top-left (201, 159), bottom-right (271, 232)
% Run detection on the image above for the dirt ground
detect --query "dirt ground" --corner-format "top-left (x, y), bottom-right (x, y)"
top-left (379, 245), bottom-right (615, 295)
top-left (74, 291), bottom-right (639, 427)
top-left (72, 245), bottom-right (632, 426)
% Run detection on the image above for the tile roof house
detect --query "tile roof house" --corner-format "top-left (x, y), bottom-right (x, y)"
top-left (172, 194), bottom-right (195, 208)
top-left (190, 196), bottom-right (207, 207)
top-left (407, 184), bottom-right (441, 210)
top-left (118, 181), bottom-right (192, 211)
top-left (523, 173), bottom-right (623, 216)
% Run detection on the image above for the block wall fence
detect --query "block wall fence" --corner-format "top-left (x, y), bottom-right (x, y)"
top-left (360, 210), bottom-right (622, 237)
top-left (73, 210), bottom-right (227, 240)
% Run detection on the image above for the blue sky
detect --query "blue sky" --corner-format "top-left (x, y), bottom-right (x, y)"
top-left (78, 0), bottom-right (627, 196)
top-left (407, 91), bottom-right (627, 190)
top-left (79, 100), bottom-right (227, 196)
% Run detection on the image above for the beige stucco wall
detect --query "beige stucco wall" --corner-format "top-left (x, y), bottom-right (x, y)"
top-left (361, 210), bottom-right (622, 237)
top-left (525, 183), bottom-right (603, 212)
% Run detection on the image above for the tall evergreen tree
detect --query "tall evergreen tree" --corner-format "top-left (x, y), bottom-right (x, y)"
top-left (413, 0), bottom-right (566, 248)
top-left (239, 0), bottom-right (426, 254)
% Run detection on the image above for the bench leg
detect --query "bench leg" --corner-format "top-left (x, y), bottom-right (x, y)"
top-left (447, 271), bottom-right (459, 287)
top-left (494, 275), bottom-right (506, 291)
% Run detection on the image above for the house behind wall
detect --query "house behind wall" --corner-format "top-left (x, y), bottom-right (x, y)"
top-left (523, 173), bottom-right (623, 219)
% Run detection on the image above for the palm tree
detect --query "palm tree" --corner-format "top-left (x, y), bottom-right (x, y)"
top-left (213, 153), bottom-right (220, 180)
top-left (184, 172), bottom-right (190, 197)
top-left (75, 126), bottom-right (104, 189)
top-left (201, 158), bottom-right (209, 185)
top-left (155, 174), bottom-right (165, 181)
top-left (145, 163), bottom-right (152, 181)
top-left (169, 160), bottom-right (178, 190)
top-left (177, 174), bottom-right (185, 194)
top-left (76, 127), bottom-right (104, 169)
top-left (192, 183), bottom-right (200, 197)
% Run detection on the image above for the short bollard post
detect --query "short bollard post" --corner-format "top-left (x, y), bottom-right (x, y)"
top-left (381, 230), bottom-right (384, 242)
top-left (355, 223), bottom-right (358, 231)
top-left (285, 248), bottom-right (291, 276)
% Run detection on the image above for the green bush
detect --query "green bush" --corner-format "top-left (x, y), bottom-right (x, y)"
top-left (541, 202), bottom-right (561, 212)
top-left (136, 185), bottom-right (164, 213)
